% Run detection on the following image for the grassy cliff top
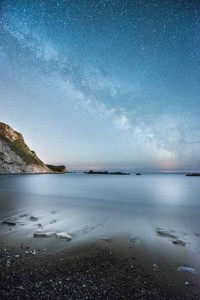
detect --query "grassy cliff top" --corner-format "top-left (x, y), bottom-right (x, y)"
top-left (0, 122), bottom-right (45, 166)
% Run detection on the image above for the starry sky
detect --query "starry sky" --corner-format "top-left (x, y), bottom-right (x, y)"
top-left (0, 0), bottom-right (200, 171)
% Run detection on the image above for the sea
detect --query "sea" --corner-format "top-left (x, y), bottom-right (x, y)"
top-left (0, 172), bottom-right (200, 275)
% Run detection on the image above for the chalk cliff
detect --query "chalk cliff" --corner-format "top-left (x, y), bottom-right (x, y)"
top-left (0, 122), bottom-right (62, 174)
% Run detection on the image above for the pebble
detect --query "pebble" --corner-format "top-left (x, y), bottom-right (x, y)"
top-left (153, 264), bottom-right (159, 271)
top-left (0, 245), bottom-right (199, 299)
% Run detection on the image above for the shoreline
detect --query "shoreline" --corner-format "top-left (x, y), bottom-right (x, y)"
top-left (1, 204), bottom-right (200, 293)
top-left (0, 240), bottom-right (199, 299)
top-left (1, 171), bottom-right (200, 176)
top-left (0, 172), bottom-right (68, 176)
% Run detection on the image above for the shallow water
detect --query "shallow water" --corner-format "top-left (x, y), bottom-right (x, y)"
top-left (0, 173), bottom-right (200, 275)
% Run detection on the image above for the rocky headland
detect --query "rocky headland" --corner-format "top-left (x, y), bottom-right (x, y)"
top-left (0, 122), bottom-right (66, 174)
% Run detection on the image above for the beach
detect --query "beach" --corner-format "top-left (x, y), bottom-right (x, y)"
top-left (0, 173), bottom-right (200, 298)
top-left (1, 241), bottom-right (200, 299)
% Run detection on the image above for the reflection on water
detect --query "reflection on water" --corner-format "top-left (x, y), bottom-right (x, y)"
top-left (0, 173), bottom-right (200, 272)
top-left (1, 173), bottom-right (200, 229)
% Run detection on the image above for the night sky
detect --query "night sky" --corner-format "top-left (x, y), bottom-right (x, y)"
top-left (0, 0), bottom-right (200, 171)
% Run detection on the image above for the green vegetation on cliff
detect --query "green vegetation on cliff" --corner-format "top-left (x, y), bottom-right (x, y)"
top-left (46, 164), bottom-right (66, 173)
top-left (0, 131), bottom-right (42, 165)
top-left (0, 122), bottom-right (45, 166)
top-left (0, 122), bottom-right (66, 173)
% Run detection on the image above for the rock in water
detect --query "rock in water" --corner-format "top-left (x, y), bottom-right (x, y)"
top-left (156, 229), bottom-right (176, 239)
top-left (172, 240), bottom-right (186, 246)
top-left (56, 232), bottom-right (72, 241)
top-left (3, 220), bottom-right (16, 226)
top-left (98, 236), bottom-right (112, 242)
top-left (130, 236), bottom-right (139, 243)
top-left (84, 170), bottom-right (129, 175)
top-left (30, 216), bottom-right (38, 221)
top-left (185, 173), bottom-right (200, 176)
top-left (34, 231), bottom-right (56, 237)
top-left (177, 266), bottom-right (197, 274)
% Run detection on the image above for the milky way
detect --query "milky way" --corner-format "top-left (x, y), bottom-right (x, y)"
top-left (0, 0), bottom-right (200, 171)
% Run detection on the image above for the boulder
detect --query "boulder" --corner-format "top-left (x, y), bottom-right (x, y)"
top-left (3, 220), bottom-right (16, 226)
top-left (56, 232), bottom-right (72, 241)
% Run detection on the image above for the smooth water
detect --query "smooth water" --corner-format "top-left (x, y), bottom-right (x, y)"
top-left (0, 173), bottom-right (200, 273)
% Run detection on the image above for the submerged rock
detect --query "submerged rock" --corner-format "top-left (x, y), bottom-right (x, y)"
top-left (34, 231), bottom-right (56, 237)
top-left (172, 240), bottom-right (186, 246)
top-left (20, 214), bottom-right (28, 218)
top-left (98, 236), bottom-right (112, 242)
top-left (156, 229), bottom-right (176, 239)
top-left (3, 220), bottom-right (16, 226)
top-left (177, 266), bottom-right (197, 274)
top-left (56, 232), bottom-right (72, 241)
top-left (30, 216), bottom-right (38, 221)
top-left (130, 236), bottom-right (139, 243)
top-left (49, 220), bottom-right (56, 224)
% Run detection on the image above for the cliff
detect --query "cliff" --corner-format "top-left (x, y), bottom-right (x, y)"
top-left (0, 122), bottom-right (61, 174)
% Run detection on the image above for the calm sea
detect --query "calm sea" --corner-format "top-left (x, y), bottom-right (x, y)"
top-left (0, 173), bottom-right (200, 272)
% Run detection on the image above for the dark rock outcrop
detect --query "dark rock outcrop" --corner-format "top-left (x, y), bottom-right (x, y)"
top-left (185, 173), bottom-right (200, 177)
top-left (84, 170), bottom-right (130, 175)
top-left (46, 165), bottom-right (67, 173)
